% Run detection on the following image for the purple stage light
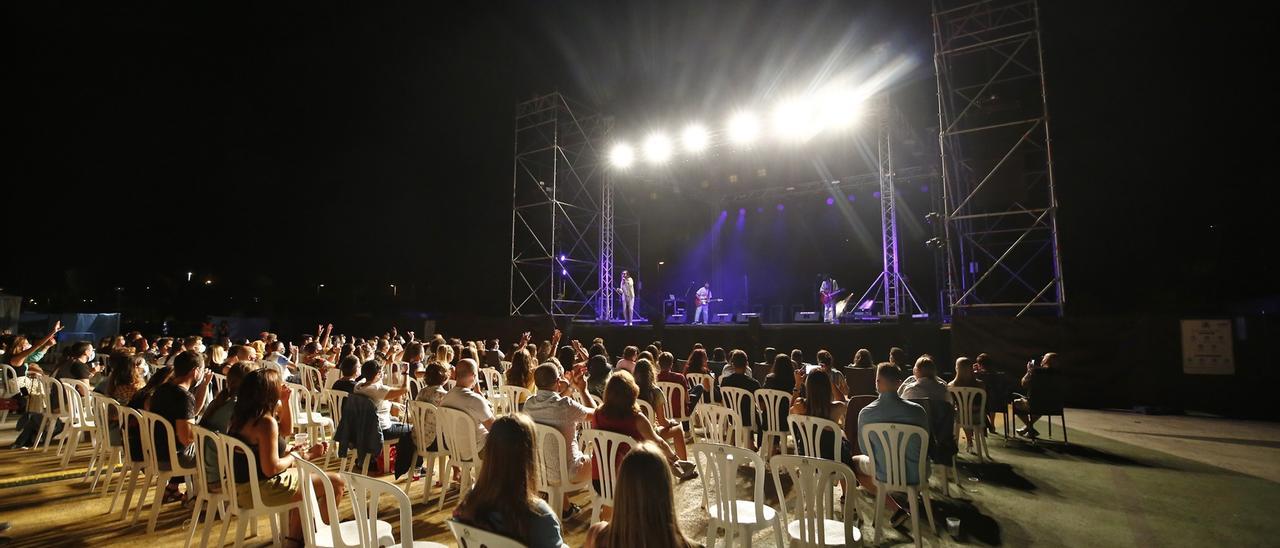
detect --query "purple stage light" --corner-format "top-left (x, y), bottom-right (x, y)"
top-left (561, 268), bottom-right (568, 275)
top-left (757, 207), bottom-right (764, 213)
top-left (920, 184), bottom-right (930, 193)
top-left (825, 197), bottom-right (835, 206)
top-left (776, 203), bottom-right (785, 211)
top-left (847, 194), bottom-right (856, 202)
top-left (873, 191), bottom-right (881, 199)
top-left (559, 254), bottom-right (566, 261)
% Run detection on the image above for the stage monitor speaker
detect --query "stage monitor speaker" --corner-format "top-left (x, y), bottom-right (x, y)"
top-left (714, 313), bottom-right (733, 324)
top-left (734, 313), bottom-right (759, 324)
top-left (666, 314), bottom-right (686, 324)
top-left (793, 311), bottom-right (821, 323)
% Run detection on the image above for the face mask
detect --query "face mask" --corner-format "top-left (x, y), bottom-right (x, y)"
top-left (86, 349), bottom-right (96, 362)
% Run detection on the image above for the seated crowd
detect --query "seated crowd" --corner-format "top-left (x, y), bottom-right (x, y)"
top-left (0, 322), bottom-right (1058, 547)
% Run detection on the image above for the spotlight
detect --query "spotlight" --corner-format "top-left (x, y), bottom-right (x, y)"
top-left (772, 97), bottom-right (818, 141)
top-left (925, 237), bottom-right (945, 250)
top-left (776, 203), bottom-right (785, 211)
top-left (559, 254), bottom-right (567, 261)
top-left (925, 212), bottom-right (942, 224)
top-left (681, 124), bottom-right (710, 153)
top-left (825, 197), bottom-right (835, 206)
top-left (643, 133), bottom-right (673, 164)
top-left (727, 112), bottom-right (760, 144)
top-left (819, 88), bottom-right (864, 131)
top-left (610, 143), bottom-right (635, 168)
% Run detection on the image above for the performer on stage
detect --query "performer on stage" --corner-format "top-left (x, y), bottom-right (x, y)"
top-left (820, 275), bottom-right (839, 324)
top-left (694, 282), bottom-right (712, 325)
top-left (619, 270), bottom-right (636, 326)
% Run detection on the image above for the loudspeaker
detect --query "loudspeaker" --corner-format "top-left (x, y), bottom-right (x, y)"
top-left (734, 312), bottom-right (759, 324)
top-left (666, 314), bottom-right (686, 324)
top-left (714, 313), bottom-right (733, 324)
top-left (793, 311), bottom-right (821, 323)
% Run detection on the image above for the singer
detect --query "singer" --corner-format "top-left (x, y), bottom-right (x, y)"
top-left (619, 270), bottom-right (636, 326)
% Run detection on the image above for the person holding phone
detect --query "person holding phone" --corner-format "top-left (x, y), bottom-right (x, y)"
top-left (1013, 352), bottom-right (1059, 438)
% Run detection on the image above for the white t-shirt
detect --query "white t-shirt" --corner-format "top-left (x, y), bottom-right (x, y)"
top-left (355, 382), bottom-right (395, 430)
top-left (615, 358), bottom-right (635, 373)
top-left (696, 287), bottom-right (711, 303)
top-left (441, 384), bottom-right (494, 450)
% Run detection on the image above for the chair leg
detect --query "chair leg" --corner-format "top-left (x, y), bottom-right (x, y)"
top-left (873, 489), bottom-right (885, 545)
top-left (184, 497), bottom-right (205, 548)
top-left (921, 486), bottom-right (938, 535)
top-left (119, 469), bottom-right (140, 521)
top-left (233, 515), bottom-right (248, 548)
top-left (147, 475), bottom-right (167, 532)
top-left (1062, 413), bottom-right (1068, 444)
top-left (907, 489), bottom-right (922, 548)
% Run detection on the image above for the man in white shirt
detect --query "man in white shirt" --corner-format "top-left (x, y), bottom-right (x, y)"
top-left (694, 282), bottom-right (712, 324)
top-left (897, 355), bottom-right (950, 404)
top-left (441, 358), bottom-right (495, 450)
top-left (820, 276), bottom-right (839, 324)
top-left (523, 363), bottom-right (596, 518)
top-left (619, 270), bottom-right (636, 326)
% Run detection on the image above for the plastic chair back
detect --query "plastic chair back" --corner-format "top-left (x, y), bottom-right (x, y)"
top-left (689, 442), bottom-right (770, 525)
top-left (447, 519), bottom-right (524, 548)
top-left (788, 414), bottom-right (843, 462)
top-left (770, 454), bottom-right (859, 547)
top-left (582, 428), bottom-right (634, 512)
top-left (693, 403), bottom-right (740, 445)
top-left (859, 422), bottom-right (930, 488)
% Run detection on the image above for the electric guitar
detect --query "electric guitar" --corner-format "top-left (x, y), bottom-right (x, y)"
top-left (820, 288), bottom-right (848, 304)
top-left (695, 297), bottom-right (724, 306)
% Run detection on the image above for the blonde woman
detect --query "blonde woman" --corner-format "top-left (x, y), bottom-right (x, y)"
top-left (584, 441), bottom-right (695, 548)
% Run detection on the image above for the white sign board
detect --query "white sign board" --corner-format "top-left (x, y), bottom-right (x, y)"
top-left (1181, 319), bottom-right (1234, 375)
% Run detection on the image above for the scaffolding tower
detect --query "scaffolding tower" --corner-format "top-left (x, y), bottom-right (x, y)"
top-left (933, 0), bottom-right (1066, 317)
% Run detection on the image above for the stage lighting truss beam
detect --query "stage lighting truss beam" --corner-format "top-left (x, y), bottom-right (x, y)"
top-left (509, 92), bottom-right (612, 318)
top-left (933, 0), bottom-right (1065, 318)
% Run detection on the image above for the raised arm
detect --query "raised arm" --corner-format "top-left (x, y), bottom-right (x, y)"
top-left (12, 321), bottom-right (63, 363)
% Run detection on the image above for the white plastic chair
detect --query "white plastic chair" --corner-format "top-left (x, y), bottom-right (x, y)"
top-left (498, 385), bottom-right (530, 415)
top-left (136, 409), bottom-right (199, 533)
top-left (298, 458), bottom-right (388, 548)
top-left (436, 406), bottom-right (483, 512)
top-left (447, 519), bottom-right (523, 548)
top-left (322, 389), bottom-right (347, 466)
top-left (636, 399), bottom-right (656, 422)
top-left (581, 428), bottom-right (633, 524)
top-left (32, 374), bottom-right (62, 451)
top-left (345, 471), bottom-right (449, 548)
top-left (298, 364), bottom-right (324, 392)
top-left (693, 403), bottom-right (740, 445)
top-left (54, 381), bottom-right (95, 468)
top-left (478, 367), bottom-right (503, 395)
top-left (534, 422), bottom-right (592, 525)
top-left (209, 373), bottom-right (226, 397)
top-left (719, 386), bottom-right (756, 450)
top-left (770, 455), bottom-right (860, 547)
top-left (949, 386), bottom-right (992, 462)
top-left (0, 364), bottom-right (18, 425)
top-left (404, 401), bottom-right (450, 505)
top-left (687, 373), bottom-right (716, 404)
top-left (754, 389), bottom-right (792, 458)
top-left (287, 382), bottom-right (333, 443)
top-left (109, 405), bottom-right (148, 521)
top-left (788, 415), bottom-right (843, 463)
top-left (185, 425), bottom-right (229, 548)
top-left (217, 434), bottom-right (302, 548)
top-left (656, 380), bottom-right (690, 430)
top-left (87, 397), bottom-right (123, 493)
top-left (689, 442), bottom-right (785, 548)
top-left (861, 422), bottom-right (938, 548)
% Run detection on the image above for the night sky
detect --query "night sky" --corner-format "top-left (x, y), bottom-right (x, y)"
top-left (6, 1), bottom-right (1273, 323)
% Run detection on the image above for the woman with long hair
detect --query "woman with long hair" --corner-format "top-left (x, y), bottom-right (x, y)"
top-left (851, 348), bottom-right (874, 368)
top-left (592, 371), bottom-right (697, 504)
top-left (107, 352), bottom-right (147, 404)
top-left (455, 414), bottom-right (563, 547)
top-left (682, 348), bottom-right (712, 403)
top-left (4, 321), bottom-right (62, 376)
top-left (585, 354), bottom-right (611, 399)
top-left (505, 349), bottom-right (535, 392)
top-left (584, 442), bottom-right (696, 548)
top-left (229, 369), bottom-right (340, 547)
top-left (632, 359), bottom-right (688, 460)
top-left (788, 369), bottom-right (851, 465)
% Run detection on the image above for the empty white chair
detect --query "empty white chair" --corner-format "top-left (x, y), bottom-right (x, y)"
top-left (345, 471), bottom-right (449, 548)
top-left (298, 458), bottom-right (388, 548)
top-left (692, 403), bottom-right (739, 446)
top-left (581, 428), bottom-right (633, 524)
top-left (32, 374), bottom-right (61, 451)
top-left (287, 382), bottom-right (333, 443)
top-left (949, 386), bottom-right (991, 462)
top-left (498, 385), bottom-right (530, 415)
top-left (770, 454), bottom-right (860, 547)
top-left (478, 367), bottom-right (503, 395)
top-left (322, 389), bottom-right (348, 466)
top-left (87, 397), bottom-right (123, 493)
top-left (686, 373), bottom-right (716, 404)
top-left (447, 519), bottom-right (524, 548)
top-left (185, 425), bottom-right (229, 548)
top-left (298, 364), bottom-right (324, 392)
top-left (403, 401), bottom-right (450, 505)
top-left (719, 387), bottom-right (756, 450)
top-left (861, 422), bottom-right (938, 548)
top-left (436, 406), bottom-right (483, 512)
top-left (54, 381), bottom-right (95, 468)
top-left (689, 442), bottom-right (785, 548)
top-left (656, 380), bottom-right (690, 430)
top-left (110, 405), bottom-right (148, 521)
top-left (218, 433), bottom-right (301, 548)
top-left (754, 389), bottom-right (792, 457)
top-left (533, 423), bottom-right (592, 525)
top-left (788, 415), bottom-right (844, 463)
top-left (137, 409), bottom-right (199, 533)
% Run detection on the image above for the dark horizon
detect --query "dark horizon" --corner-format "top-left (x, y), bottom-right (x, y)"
top-left (5, 1), bottom-right (1273, 324)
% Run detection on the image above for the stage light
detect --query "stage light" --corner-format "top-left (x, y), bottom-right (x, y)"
top-left (610, 143), bottom-right (635, 168)
top-left (819, 88), bottom-right (864, 131)
top-left (776, 203), bottom-right (785, 211)
top-left (825, 197), bottom-right (835, 206)
top-left (772, 97), bottom-right (819, 141)
top-left (559, 254), bottom-right (566, 261)
top-left (643, 133), bottom-right (673, 164)
top-left (681, 124), bottom-right (710, 153)
top-left (727, 112), bottom-right (760, 144)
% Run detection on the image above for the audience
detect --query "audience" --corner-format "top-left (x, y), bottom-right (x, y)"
top-left (151, 351), bottom-right (212, 502)
top-left (523, 362), bottom-right (596, 519)
top-left (789, 369), bottom-right (850, 464)
top-left (506, 349), bottom-right (537, 402)
top-left (330, 355), bottom-right (360, 393)
top-left (851, 348), bottom-right (875, 369)
top-left (105, 352), bottom-right (147, 404)
top-left (229, 368), bottom-right (340, 546)
top-left (888, 346), bottom-right (908, 373)
top-left (591, 371), bottom-right (697, 483)
top-left (616, 346), bottom-right (638, 373)
top-left (4, 321), bottom-right (61, 376)
top-left (584, 442), bottom-right (696, 548)
top-left (353, 359), bottom-right (416, 478)
top-left (455, 414), bottom-right (564, 548)
top-left (814, 349), bottom-right (848, 401)
top-left (715, 350), bottom-right (760, 447)
top-left (853, 363), bottom-right (927, 526)
top-left (442, 358), bottom-right (496, 450)
top-left (1013, 352), bottom-right (1060, 439)
top-left (633, 359), bottom-right (688, 460)
top-left (897, 355), bottom-right (950, 403)
top-left (585, 354), bottom-right (611, 399)
top-left (654, 352), bottom-right (687, 420)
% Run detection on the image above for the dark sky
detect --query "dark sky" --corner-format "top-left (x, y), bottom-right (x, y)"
top-left (6, 1), bottom-right (1273, 320)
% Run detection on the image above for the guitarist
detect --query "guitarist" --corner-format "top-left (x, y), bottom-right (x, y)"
top-left (819, 276), bottom-right (841, 324)
top-left (694, 282), bottom-right (712, 325)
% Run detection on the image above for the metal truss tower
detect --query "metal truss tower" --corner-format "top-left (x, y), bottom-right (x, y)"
top-left (933, 0), bottom-right (1065, 317)
top-left (509, 92), bottom-right (611, 318)
top-left (855, 93), bottom-right (928, 319)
